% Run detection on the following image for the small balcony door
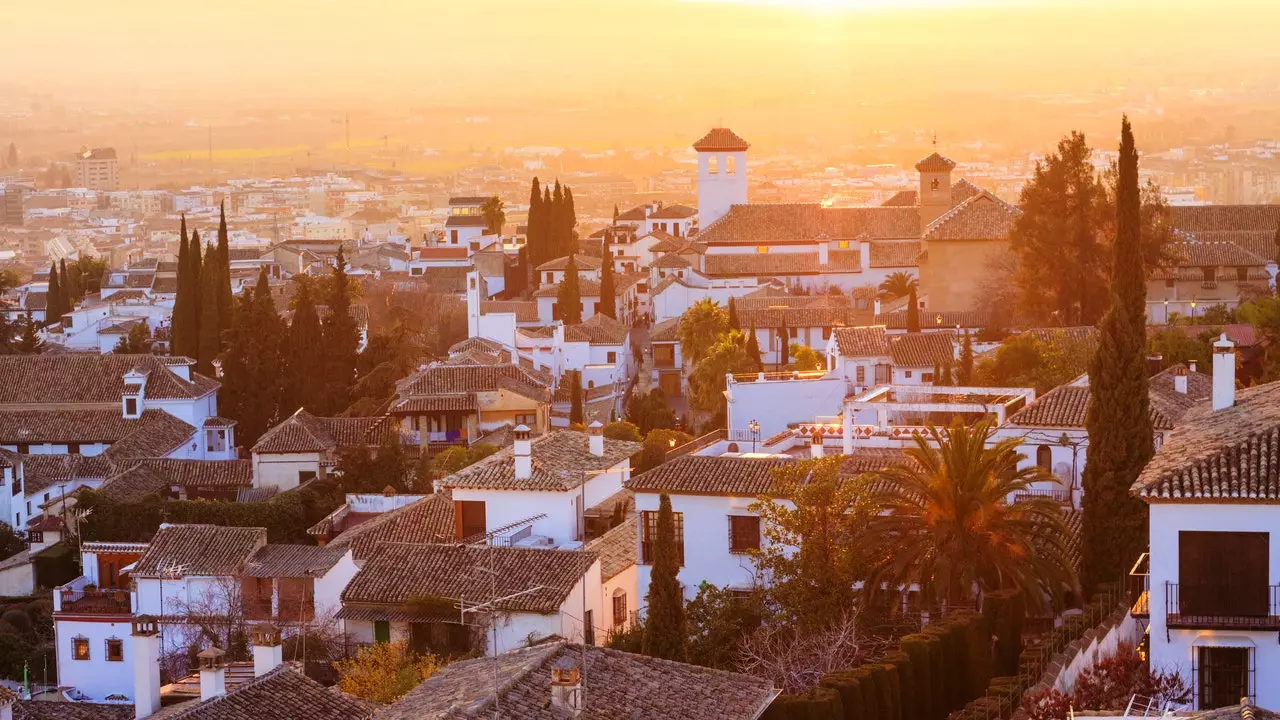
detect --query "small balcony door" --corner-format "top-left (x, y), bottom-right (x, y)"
top-left (1198, 646), bottom-right (1250, 710)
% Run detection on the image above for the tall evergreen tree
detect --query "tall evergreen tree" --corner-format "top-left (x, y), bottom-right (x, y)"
top-left (598, 235), bottom-right (616, 319)
top-left (642, 493), bottom-right (688, 661)
top-left (906, 286), bottom-right (921, 332)
top-left (4, 143), bottom-right (16, 169)
top-left (216, 202), bottom-right (233, 336)
top-left (958, 330), bottom-right (975, 385)
top-left (45, 263), bottom-right (62, 327)
top-left (1081, 116), bottom-right (1153, 595)
top-left (1273, 220), bottom-right (1280, 269)
top-left (745, 324), bottom-right (763, 370)
top-left (569, 370), bottom-right (584, 426)
top-left (550, 181), bottom-right (565, 258)
top-left (16, 313), bottom-right (44, 354)
top-left (283, 279), bottom-right (326, 414)
top-left (939, 354), bottom-right (954, 386)
top-left (190, 228), bottom-right (204, 352)
top-left (322, 246), bottom-right (361, 414)
top-left (932, 359), bottom-right (943, 387)
top-left (59, 258), bottom-right (74, 310)
top-left (220, 267), bottom-right (283, 447)
top-left (727, 297), bottom-right (740, 330)
top-left (562, 186), bottom-right (577, 258)
top-left (171, 216), bottom-right (193, 357)
top-left (527, 177), bottom-right (544, 271)
top-left (557, 255), bottom-right (583, 324)
top-left (196, 243), bottom-right (221, 376)
top-left (778, 322), bottom-right (790, 367)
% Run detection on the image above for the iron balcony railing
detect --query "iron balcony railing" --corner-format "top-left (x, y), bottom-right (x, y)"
top-left (1164, 582), bottom-right (1280, 630)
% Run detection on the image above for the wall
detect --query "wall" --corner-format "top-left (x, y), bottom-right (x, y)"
top-left (0, 563), bottom-right (35, 597)
top-left (452, 466), bottom-right (626, 546)
top-left (252, 452), bottom-right (324, 491)
top-left (315, 551), bottom-right (359, 619)
top-left (1147, 502), bottom-right (1280, 709)
top-left (725, 375), bottom-right (846, 439)
top-left (918, 238), bottom-right (1008, 311)
top-left (602, 564), bottom-right (638, 635)
top-left (55, 617), bottom-right (134, 701)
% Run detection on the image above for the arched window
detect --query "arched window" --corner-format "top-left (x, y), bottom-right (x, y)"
top-left (708, 155), bottom-right (718, 174)
top-left (725, 155), bottom-right (736, 175)
top-left (587, 380), bottom-right (595, 389)
top-left (727, 442), bottom-right (740, 453)
top-left (1036, 445), bottom-right (1053, 469)
top-left (612, 589), bottom-right (627, 627)
top-left (930, 178), bottom-right (940, 191)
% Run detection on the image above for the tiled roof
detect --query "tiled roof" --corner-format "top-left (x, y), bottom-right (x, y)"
top-left (101, 411), bottom-right (199, 461)
top-left (244, 544), bottom-right (349, 578)
top-left (696, 204), bottom-right (920, 245)
top-left (922, 191), bottom-right (1019, 241)
top-left (443, 215), bottom-right (486, 228)
top-left (1169, 205), bottom-right (1280, 261)
top-left (448, 337), bottom-right (505, 356)
top-left (876, 309), bottom-right (984, 331)
top-left (531, 274), bottom-right (642, 299)
top-left (915, 152), bottom-right (957, 172)
top-left (568, 313), bottom-right (629, 345)
top-left (650, 317), bottom-right (681, 343)
top-left (0, 355), bottom-right (217, 404)
top-left (838, 447), bottom-right (917, 476)
top-left (132, 524), bottom-right (267, 577)
top-left (396, 365), bottom-right (550, 402)
top-left (479, 300), bottom-right (539, 322)
top-left (653, 253), bottom-right (692, 269)
top-left (535, 253), bottom-right (602, 272)
top-left (650, 204), bottom-right (698, 220)
top-left (703, 250), bottom-right (862, 277)
top-left (950, 178), bottom-right (983, 203)
top-left (166, 665), bottom-right (374, 720)
top-left (692, 127), bottom-right (751, 152)
top-left (341, 543), bottom-right (597, 614)
top-left (375, 641), bottom-right (777, 720)
top-left (81, 541), bottom-right (149, 555)
top-left (1167, 240), bottom-right (1266, 267)
top-left (888, 331), bottom-right (955, 367)
top-left (392, 395), bottom-right (478, 413)
top-left (1133, 379), bottom-right (1280, 501)
top-left (1012, 365), bottom-right (1211, 431)
top-left (1193, 704), bottom-right (1280, 720)
top-left (97, 459), bottom-right (253, 502)
top-left (882, 190), bottom-right (918, 207)
top-left (438, 430), bottom-right (641, 492)
top-left (21, 454), bottom-right (115, 495)
top-left (14, 702), bottom-right (136, 720)
top-left (585, 516), bottom-right (637, 581)
top-left (326, 492), bottom-right (456, 561)
top-left (252, 410), bottom-right (393, 454)
top-left (627, 455), bottom-right (794, 496)
top-left (832, 325), bottom-right (889, 357)
top-left (869, 240), bottom-right (921, 267)
top-left (735, 296), bottom-right (867, 330)
top-left (0, 408), bottom-right (195, 456)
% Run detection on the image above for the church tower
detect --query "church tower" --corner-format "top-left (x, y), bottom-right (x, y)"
top-left (694, 127), bottom-right (750, 227)
top-left (916, 151), bottom-right (956, 233)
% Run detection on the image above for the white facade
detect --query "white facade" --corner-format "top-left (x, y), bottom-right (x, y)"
top-left (725, 373), bottom-right (847, 441)
top-left (697, 149), bottom-right (748, 228)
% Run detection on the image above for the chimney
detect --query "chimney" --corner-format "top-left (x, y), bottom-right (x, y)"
top-left (514, 424), bottom-right (533, 480)
top-left (1173, 365), bottom-right (1188, 395)
top-left (588, 421), bottom-right (604, 457)
top-left (859, 238), bottom-right (871, 271)
top-left (873, 298), bottom-right (882, 316)
top-left (252, 625), bottom-right (283, 677)
top-left (550, 656), bottom-right (584, 718)
top-left (1188, 359), bottom-right (1197, 374)
top-left (1146, 354), bottom-right (1163, 377)
top-left (197, 647), bottom-right (227, 701)
top-left (817, 242), bottom-right (829, 266)
top-left (809, 428), bottom-right (824, 459)
top-left (1212, 334), bottom-right (1236, 411)
top-left (132, 616), bottom-right (161, 720)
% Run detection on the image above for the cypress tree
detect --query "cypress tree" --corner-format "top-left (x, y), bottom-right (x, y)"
top-left (569, 370), bottom-right (584, 426)
top-left (216, 202), bottom-right (233, 336)
top-left (196, 242), bottom-right (221, 376)
top-left (527, 177), bottom-right (543, 271)
top-left (171, 216), bottom-right (192, 357)
top-left (562, 186), bottom-right (577, 257)
top-left (778, 322), bottom-right (790, 367)
top-left (642, 493), bottom-right (687, 661)
top-left (957, 330), bottom-right (974, 385)
top-left (322, 246), bottom-right (361, 414)
top-left (932, 359), bottom-right (942, 387)
top-left (283, 279), bottom-right (326, 414)
top-left (220, 266), bottom-right (283, 447)
top-left (599, 235), bottom-right (617, 319)
top-left (190, 228), bottom-right (204, 353)
top-left (939, 355), bottom-right (953, 387)
top-left (557, 254), bottom-right (583, 324)
top-left (17, 313), bottom-right (44, 354)
top-left (1081, 116), bottom-right (1153, 594)
top-left (59, 258), bottom-right (74, 310)
top-left (45, 263), bottom-right (62, 327)
top-left (746, 324), bottom-right (763, 371)
top-left (1273, 219), bottom-right (1280, 269)
top-left (906, 286), bottom-right (920, 333)
top-left (544, 185), bottom-right (558, 262)
top-left (551, 181), bottom-right (565, 258)
top-left (727, 297), bottom-right (740, 330)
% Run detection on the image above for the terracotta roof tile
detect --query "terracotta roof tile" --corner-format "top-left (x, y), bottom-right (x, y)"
top-left (922, 191), bottom-right (1019, 241)
top-left (479, 300), bottom-right (539, 322)
top-left (627, 455), bottom-right (793, 496)
top-left (535, 253), bottom-right (602, 272)
top-left (650, 318), bottom-right (681, 343)
top-left (584, 516), bottom-right (637, 581)
top-left (21, 454), bottom-right (116, 495)
top-left (915, 152), bottom-right (957, 172)
top-left (438, 430), bottom-right (640, 492)
top-left (692, 127), bottom-right (751, 152)
top-left (1012, 366), bottom-right (1211, 431)
top-left (96, 459), bottom-right (253, 502)
top-left (14, 702), bottom-right (135, 720)
top-left (0, 355), bottom-right (217, 404)
top-left (650, 204), bottom-right (698, 220)
top-left (888, 331), bottom-right (955, 367)
top-left (252, 410), bottom-right (393, 454)
top-left (703, 249), bottom-right (863, 277)
top-left (166, 665), bottom-right (374, 720)
top-left (326, 492), bottom-right (456, 561)
top-left (132, 524), bottom-right (267, 577)
top-left (869, 240), bottom-right (921, 267)
top-left (832, 325), bottom-right (889, 357)
top-left (696, 205), bottom-right (920, 245)
top-left (568, 313), bottom-right (629, 345)
top-left (244, 544), bottom-right (349, 578)
top-left (395, 365), bottom-right (550, 404)
top-left (1168, 240), bottom-right (1266, 267)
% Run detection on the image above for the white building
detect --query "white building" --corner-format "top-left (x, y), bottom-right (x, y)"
top-left (250, 410), bottom-right (395, 491)
top-left (694, 128), bottom-right (750, 227)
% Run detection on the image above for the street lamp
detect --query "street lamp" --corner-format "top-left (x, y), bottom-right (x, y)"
top-left (1190, 300), bottom-right (1197, 320)
top-left (748, 419), bottom-right (760, 453)
top-left (1163, 299), bottom-right (1169, 324)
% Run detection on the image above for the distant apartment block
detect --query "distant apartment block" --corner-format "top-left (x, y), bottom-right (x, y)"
top-left (74, 147), bottom-right (119, 192)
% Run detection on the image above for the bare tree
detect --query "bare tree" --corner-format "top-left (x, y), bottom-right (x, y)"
top-left (736, 610), bottom-right (890, 694)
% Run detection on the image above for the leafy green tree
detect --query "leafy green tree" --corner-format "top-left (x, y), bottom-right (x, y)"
top-left (113, 322), bottom-right (152, 354)
top-left (598, 235), bottom-right (617, 319)
top-left (334, 443), bottom-right (414, 494)
top-left (686, 583), bottom-right (763, 670)
top-left (16, 313), bottom-right (43, 354)
top-left (878, 271), bottom-right (917, 301)
top-left (856, 419), bottom-right (1078, 613)
top-left (1081, 117), bottom-right (1154, 594)
top-left (642, 493), bottom-right (688, 661)
top-left (603, 421), bottom-right (642, 442)
top-left (975, 331), bottom-right (1093, 394)
top-left (906, 286), bottom-right (920, 332)
top-left (637, 429), bottom-right (693, 473)
top-left (196, 242), bottom-right (221, 376)
top-left (323, 246), bottom-right (361, 414)
top-left (557, 255), bottom-right (583, 325)
top-left (480, 196), bottom-right (506, 235)
top-left (569, 370), bottom-right (584, 425)
top-left (957, 330), bottom-right (974, 385)
top-left (0, 523), bottom-right (25, 562)
top-left (790, 343), bottom-right (823, 371)
top-left (220, 267), bottom-right (284, 447)
top-left (626, 388), bottom-right (676, 435)
top-left (688, 330), bottom-right (757, 421)
top-left (283, 277), bottom-right (326, 414)
top-left (678, 298), bottom-right (729, 366)
top-left (1148, 326), bottom-right (1215, 374)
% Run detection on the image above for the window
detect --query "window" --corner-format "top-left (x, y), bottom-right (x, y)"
top-left (1036, 446), bottom-right (1053, 469)
top-left (1238, 267), bottom-right (1249, 282)
top-left (1165, 278), bottom-right (1176, 288)
top-left (921, 372), bottom-right (933, 383)
top-left (298, 470), bottom-right (317, 485)
top-left (822, 327), bottom-right (831, 340)
top-left (788, 328), bottom-right (797, 339)
top-left (708, 156), bottom-right (718, 174)
top-left (607, 352), bottom-right (617, 364)
top-left (67, 443), bottom-right (80, 455)
top-left (106, 638), bottom-right (123, 662)
top-left (27, 531), bottom-right (43, 544)
top-left (725, 155), bottom-right (736, 174)
top-left (905, 370), bottom-right (913, 379)
top-left (640, 510), bottom-right (684, 565)
top-left (1203, 266), bottom-right (1217, 283)
top-left (124, 398), bottom-right (138, 416)
top-left (1178, 531), bottom-right (1268, 617)
top-left (374, 620), bottom-right (391, 644)
top-left (552, 303), bottom-right (561, 321)
top-left (15, 444), bottom-right (27, 455)
top-left (584, 609), bottom-right (595, 645)
top-left (612, 591), bottom-right (627, 627)
top-left (728, 516), bottom-right (761, 553)
top-left (930, 178), bottom-right (940, 191)
top-left (546, 272), bottom-right (554, 284)
top-left (756, 246), bottom-right (769, 254)
top-left (455, 500), bottom-right (487, 540)
top-left (450, 230), bottom-right (459, 244)
top-left (587, 380), bottom-right (595, 389)
top-left (838, 240), bottom-right (850, 249)
top-left (514, 413), bottom-right (537, 426)
top-left (1198, 646), bottom-right (1250, 710)
top-left (73, 637), bottom-right (90, 661)
top-left (856, 366), bottom-right (865, 384)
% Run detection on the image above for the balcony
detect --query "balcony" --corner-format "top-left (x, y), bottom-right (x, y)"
top-left (1164, 581), bottom-right (1280, 630)
top-left (57, 585), bottom-right (131, 615)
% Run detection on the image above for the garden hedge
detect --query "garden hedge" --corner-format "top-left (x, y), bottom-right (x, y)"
top-left (819, 670), bottom-right (865, 720)
top-left (899, 634), bottom-right (935, 720)
top-left (762, 687), bottom-right (843, 720)
top-left (849, 666), bottom-right (880, 720)
top-left (981, 590), bottom-right (1025, 677)
top-left (881, 651), bottom-right (917, 720)
top-left (869, 662), bottom-right (900, 720)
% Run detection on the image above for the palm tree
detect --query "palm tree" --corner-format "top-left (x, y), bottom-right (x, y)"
top-left (878, 271), bottom-right (918, 301)
top-left (480, 196), bottom-right (506, 235)
top-left (853, 418), bottom-right (1078, 613)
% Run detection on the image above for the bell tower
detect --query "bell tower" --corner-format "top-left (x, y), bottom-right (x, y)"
top-left (694, 127), bottom-right (750, 227)
top-left (916, 150), bottom-right (956, 233)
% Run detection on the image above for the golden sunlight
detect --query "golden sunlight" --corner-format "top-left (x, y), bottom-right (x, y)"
top-left (683, 0), bottom-right (989, 10)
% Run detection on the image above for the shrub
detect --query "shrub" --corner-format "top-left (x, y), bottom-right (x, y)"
top-left (334, 641), bottom-right (440, 705)
top-left (603, 421), bottom-right (642, 442)
top-left (882, 651), bottom-right (916, 720)
top-left (763, 686), bottom-right (843, 720)
top-left (899, 635), bottom-right (934, 720)
top-left (849, 666), bottom-right (880, 720)
top-left (819, 671), bottom-right (864, 720)
top-left (923, 623), bottom-right (962, 716)
top-left (876, 663), bottom-right (902, 720)
top-left (982, 590), bottom-right (1024, 677)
